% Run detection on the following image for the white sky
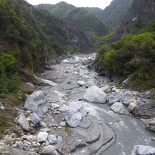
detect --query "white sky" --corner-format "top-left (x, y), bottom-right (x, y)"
top-left (26, 0), bottom-right (113, 9)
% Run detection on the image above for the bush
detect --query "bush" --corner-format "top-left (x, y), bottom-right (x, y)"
top-left (0, 53), bottom-right (21, 94)
top-left (96, 29), bottom-right (155, 90)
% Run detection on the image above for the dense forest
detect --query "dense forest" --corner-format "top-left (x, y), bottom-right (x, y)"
top-left (0, 0), bottom-right (93, 95)
top-left (96, 0), bottom-right (155, 90)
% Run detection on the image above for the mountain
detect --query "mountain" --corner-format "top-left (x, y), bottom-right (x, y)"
top-left (96, 0), bottom-right (155, 90)
top-left (112, 0), bottom-right (155, 41)
top-left (65, 8), bottom-right (109, 37)
top-left (101, 0), bottom-right (133, 28)
top-left (0, 0), bottom-right (93, 72)
top-left (37, 2), bottom-right (75, 19)
top-left (37, 2), bottom-right (110, 37)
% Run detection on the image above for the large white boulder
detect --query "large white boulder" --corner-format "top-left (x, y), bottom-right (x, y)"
top-left (84, 86), bottom-right (107, 103)
top-left (60, 101), bottom-right (87, 128)
top-left (17, 113), bottom-right (30, 131)
top-left (24, 91), bottom-right (48, 117)
top-left (133, 145), bottom-right (155, 155)
top-left (110, 102), bottom-right (128, 114)
top-left (36, 132), bottom-right (48, 143)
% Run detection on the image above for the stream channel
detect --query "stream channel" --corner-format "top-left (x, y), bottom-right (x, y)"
top-left (40, 53), bottom-right (155, 155)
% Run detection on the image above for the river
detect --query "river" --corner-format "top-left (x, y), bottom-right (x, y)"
top-left (39, 53), bottom-right (155, 155)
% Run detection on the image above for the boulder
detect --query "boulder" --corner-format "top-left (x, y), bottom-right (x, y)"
top-left (36, 132), bottom-right (48, 142)
top-left (127, 102), bottom-right (137, 112)
top-left (84, 86), bottom-right (107, 103)
top-left (77, 81), bottom-right (86, 86)
top-left (39, 145), bottom-right (58, 155)
top-left (18, 113), bottom-right (30, 131)
top-left (24, 91), bottom-right (48, 117)
top-left (29, 113), bottom-right (40, 125)
top-left (101, 85), bottom-right (111, 93)
top-left (60, 101), bottom-right (87, 128)
top-left (48, 135), bottom-right (57, 144)
top-left (108, 94), bottom-right (122, 106)
top-left (110, 102), bottom-right (128, 114)
top-left (34, 76), bottom-right (57, 86)
top-left (136, 145), bottom-right (155, 155)
top-left (147, 118), bottom-right (155, 131)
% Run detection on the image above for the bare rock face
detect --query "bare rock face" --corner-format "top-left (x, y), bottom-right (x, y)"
top-left (84, 86), bottom-right (107, 103)
top-left (24, 91), bottom-right (48, 117)
top-left (68, 115), bottom-right (115, 155)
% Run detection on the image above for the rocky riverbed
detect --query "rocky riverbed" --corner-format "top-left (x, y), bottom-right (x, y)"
top-left (0, 53), bottom-right (155, 155)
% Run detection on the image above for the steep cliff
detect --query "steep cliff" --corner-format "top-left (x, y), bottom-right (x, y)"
top-left (112, 0), bottom-right (155, 41)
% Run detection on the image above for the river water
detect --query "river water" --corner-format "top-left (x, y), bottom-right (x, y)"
top-left (41, 53), bottom-right (155, 155)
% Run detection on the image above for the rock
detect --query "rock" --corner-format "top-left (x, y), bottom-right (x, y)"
top-left (101, 85), bottom-right (111, 93)
top-left (30, 113), bottom-right (40, 125)
top-left (39, 145), bottom-right (58, 155)
top-left (26, 82), bottom-right (35, 88)
top-left (48, 135), bottom-right (57, 144)
top-left (122, 74), bottom-right (132, 86)
top-left (3, 136), bottom-right (15, 145)
top-left (44, 65), bottom-right (54, 70)
top-left (0, 144), bottom-right (39, 155)
top-left (110, 102), bottom-right (128, 114)
top-left (18, 113), bottom-right (30, 131)
top-left (147, 118), bottom-right (155, 131)
top-left (143, 91), bottom-right (151, 99)
top-left (54, 91), bottom-right (65, 98)
top-left (36, 132), bottom-right (48, 143)
top-left (84, 86), bottom-right (107, 103)
top-left (63, 59), bottom-right (69, 63)
top-left (108, 94), bottom-right (122, 106)
top-left (59, 121), bottom-right (66, 127)
top-left (127, 102), bottom-right (137, 112)
top-left (34, 76), bottom-right (57, 86)
top-left (136, 145), bottom-right (155, 155)
top-left (24, 91), bottom-right (48, 117)
top-left (77, 81), bottom-right (85, 86)
top-left (60, 101), bottom-right (87, 128)
top-left (132, 102), bottom-right (155, 119)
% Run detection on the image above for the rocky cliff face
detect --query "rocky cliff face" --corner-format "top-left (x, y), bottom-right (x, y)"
top-left (112, 0), bottom-right (155, 41)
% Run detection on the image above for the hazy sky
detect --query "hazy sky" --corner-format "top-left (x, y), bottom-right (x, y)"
top-left (26, 0), bottom-right (113, 9)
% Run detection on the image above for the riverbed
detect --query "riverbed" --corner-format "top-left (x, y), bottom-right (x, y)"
top-left (40, 53), bottom-right (155, 155)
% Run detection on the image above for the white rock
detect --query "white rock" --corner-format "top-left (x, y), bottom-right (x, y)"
top-left (60, 101), bottom-right (87, 128)
top-left (63, 59), bottom-right (69, 63)
top-left (48, 135), bottom-right (57, 144)
top-left (127, 102), bottom-right (137, 112)
top-left (36, 132), bottom-right (48, 143)
top-left (84, 86), bottom-right (107, 103)
top-left (30, 113), bottom-right (40, 125)
top-left (18, 113), bottom-right (30, 131)
top-left (24, 91), bottom-right (48, 117)
top-left (77, 81), bottom-right (85, 86)
top-left (136, 145), bottom-right (155, 155)
top-left (34, 76), bottom-right (57, 86)
top-left (101, 85), bottom-right (111, 93)
top-left (110, 102), bottom-right (128, 114)
top-left (39, 145), bottom-right (58, 155)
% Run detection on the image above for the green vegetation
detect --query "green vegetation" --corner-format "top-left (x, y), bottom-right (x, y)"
top-left (96, 21), bottom-right (155, 90)
top-left (38, 2), bottom-right (110, 39)
top-left (0, 0), bottom-right (76, 72)
top-left (0, 53), bottom-right (21, 96)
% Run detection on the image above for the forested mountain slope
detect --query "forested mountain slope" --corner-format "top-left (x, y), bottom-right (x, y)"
top-left (37, 2), bottom-right (110, 37)
top-left (96, 0), bottom-right (155, 90)
top-left (0, 0), bottom-right (92, 72)
top-left (112, 0), bottom-right (155, 41)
